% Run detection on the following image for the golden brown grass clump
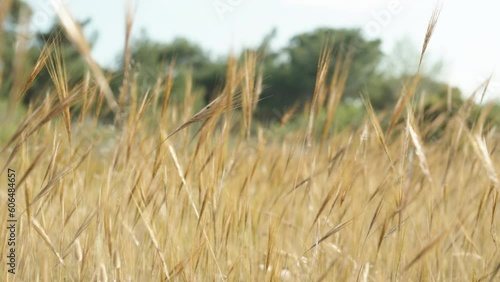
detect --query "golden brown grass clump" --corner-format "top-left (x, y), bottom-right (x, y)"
top-left (1, 4), bottom-right (499, 282)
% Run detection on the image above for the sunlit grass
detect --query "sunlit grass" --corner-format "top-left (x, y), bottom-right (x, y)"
top-left (1, 4), bottom-right (499, 282)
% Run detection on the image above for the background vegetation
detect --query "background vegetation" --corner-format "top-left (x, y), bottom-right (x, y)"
top-left (1, 1), bottom-right (500, 281)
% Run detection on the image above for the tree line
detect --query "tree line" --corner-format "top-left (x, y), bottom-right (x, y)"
top-left (2, 0), bottom-right (498, 131)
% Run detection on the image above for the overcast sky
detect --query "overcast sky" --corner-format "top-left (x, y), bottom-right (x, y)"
top-left (24, 0), bottom-right (500, 100)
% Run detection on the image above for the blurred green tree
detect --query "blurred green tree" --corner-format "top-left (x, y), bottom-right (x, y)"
top-left (0, 0), bottom-right (32, 99)
top-left (20, 19), bottom-right (93, 104)
top-left (125, 34), bottom-right (227, 104)
top-left (258, 28), bottom-right (384, 114)
top-left (0, 1), bottom-right (94, 105)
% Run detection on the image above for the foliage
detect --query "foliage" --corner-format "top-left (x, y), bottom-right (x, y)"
top-left (259, 28), bottom-right (384, 112)
top-left (2, 2), bottom-right (500, 281)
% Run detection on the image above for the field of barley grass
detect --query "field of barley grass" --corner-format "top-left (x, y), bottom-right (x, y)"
top-left (1, 3), bottom-right (500, 282)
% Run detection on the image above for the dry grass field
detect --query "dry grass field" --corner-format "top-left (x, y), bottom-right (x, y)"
top-left (1, 3), bottom-right (500, 282)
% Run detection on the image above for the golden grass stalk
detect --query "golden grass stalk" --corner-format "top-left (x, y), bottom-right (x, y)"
top-left (387, 6), bottom-right (441, 137)
top-left (386, 75), bottom-right (421, 138)
top-left (468, 133), bottom-right (499, 186)
top-left (406, 111), bottom-right (433, 185)
top-left (165, 90), bottom-right (243, 141)
top-left (241, 52), bottom-right (258, 138)
top-left (118, 0), bottom-right (135, 108)
top-left (31, 217), bottom-right (65, 266)
top-left (16, 146), bottom-right (46, 188)
top-left (320, 44), bottom-right (353, 145)
top-left (98, 263), bottom-right (108, 282)
top-left (306, 43), bottom-right (332, 147)
top-left (46, 41), bottom-right (72, 146)
top-left (51, 0), bottom-right (119, 114)
top-left (418, 4), bottom-right (442, 72)
top-left (130, 191), bottom-right (171, 280)
top-left (1, 91), bottom-right (81, 174)
top-left (265, 222), bottom-right (279, 275)
top-left (253, 65), bottom-right (264, 112)
top-left (169, 240), bottom-right (206, 280)
top-left (404, 228), bottom-right (450, 272)
top-left (279, 102), bottom-right (299, 127)
top-left (304, 214), bottom-right (359, 255)
top-left (161, 59), bottom-right (176, 120)
top-left (441, 78), bottom-right (489, 186)
top-left (362, 95), bottom-right (396, 172)
top-left (62, 211), bottom-right (97, 258)
top-left (18, 38), bottom-right (52, 101)
top-left (168, 144), bottom-right (225, 279)
top-left (74, 239), bottom-right (83, 262)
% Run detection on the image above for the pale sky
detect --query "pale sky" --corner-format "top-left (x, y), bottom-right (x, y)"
top-left (25, 0), bottom-right (500, 100)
